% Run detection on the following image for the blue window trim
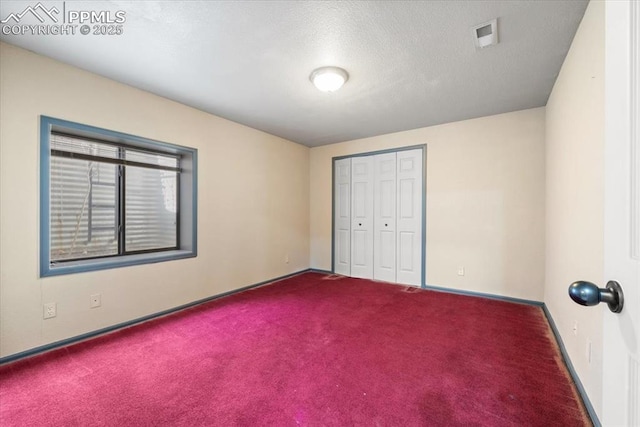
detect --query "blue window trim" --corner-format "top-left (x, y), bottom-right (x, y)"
top-left (40, 116), bottom-right (197, 277)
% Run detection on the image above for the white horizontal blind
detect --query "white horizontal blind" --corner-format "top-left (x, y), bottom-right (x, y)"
top-left (50, 133), bottom-right (179, 262)
top-left (125, 166), bottom-right (177, 252)
top-left (51, 157), bottom-right (118, 261)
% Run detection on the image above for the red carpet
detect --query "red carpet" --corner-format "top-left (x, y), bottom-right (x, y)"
top-left (0, 272), bottom-right (590, 426)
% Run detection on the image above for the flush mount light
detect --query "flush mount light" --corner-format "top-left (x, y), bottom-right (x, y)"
top-left (310, 66), bottom-right (349, 92)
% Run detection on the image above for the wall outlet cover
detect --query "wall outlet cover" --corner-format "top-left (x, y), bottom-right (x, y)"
top-left (43, 302), bottom-right (56, 319)
top-left (90, 294), bottom-right (101, 308)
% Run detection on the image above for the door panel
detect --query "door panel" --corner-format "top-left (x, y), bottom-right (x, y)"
top-left (380, 181), bottom-right (394, 218)
top-left (339, 184), bottom-right (349, 217)
top-left (602, 1), bottom-right (639, 424)
top-left (352, 230), bottom-right (367, 267)
top-left (353, 182), bottom-right (367, 218)
top-left (399, 231), bottom-right (414, 272)
top-left (351, 156), bottom-right (374, 279)
top-left (334, 158), bottom-right (351, 276)
top-left (374, 152), bottom-right (396, 282)
top-left (338, 230), bottom-right (349, 265)
top-left (399, 156), bottom-right (415, 172)
top-left (380, 231), bottom-right (395, 269)
top-left (399, 179), bottom-right (414, 218)
top-left (396, 149), bottom-right (423, 286)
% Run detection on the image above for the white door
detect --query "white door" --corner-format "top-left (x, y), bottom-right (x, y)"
top-left (396, 149), bottom-right (423, 286)
top-left (334, 158), bottom-right (351, 276)
top-left (602, 1), bottom-right (640, 425)
top-left (351, 156), bottom-right (374, 279)
top-left (374, 152), bottom-right (397, 282)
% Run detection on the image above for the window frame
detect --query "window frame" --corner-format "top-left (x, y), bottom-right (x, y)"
top-left (40, 116), bottom-right (197, 277)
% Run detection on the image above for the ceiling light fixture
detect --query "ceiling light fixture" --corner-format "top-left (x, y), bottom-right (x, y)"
top-left (310, 66), bottom-right (349, 92)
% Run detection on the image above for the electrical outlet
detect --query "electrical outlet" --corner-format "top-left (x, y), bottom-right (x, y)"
top-left (573, 320), bottom-right (578, 336)
top-left (90, 293), bottom-right (101, 308)
top-left (457, 266), bottom-right (465, 276)
top-left (285, 254), bottom-right (289, 264)
top-left (43, 302), bottom-right (56, 319)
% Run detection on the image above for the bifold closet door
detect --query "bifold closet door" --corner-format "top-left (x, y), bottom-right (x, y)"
top-left (334, 158), bottom-right (351, 276)
top-left (334, 149), bottom-right (422, 285)
top-left (396, 149), bottom-right (423, 286)
top-left (373, 152), bottom-right (397, 282)
top-left (350, 156), bottom-right (374, 279)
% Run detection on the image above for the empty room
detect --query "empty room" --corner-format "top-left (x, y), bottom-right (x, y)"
top-left (0, 0), bottom-right (637, 425)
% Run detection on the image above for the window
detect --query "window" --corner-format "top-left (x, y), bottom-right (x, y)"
top-left (41, 117), bottom-right (197, 277)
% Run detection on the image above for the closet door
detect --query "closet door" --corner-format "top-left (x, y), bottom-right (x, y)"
top-left (350, 156), bottom-right (374, 279)
top-left (373, 152), bottom-right (397, 282)
top-left (334, 158), bottom-right (351, 276)
top-left (396, 149), bottom-right (423, 286)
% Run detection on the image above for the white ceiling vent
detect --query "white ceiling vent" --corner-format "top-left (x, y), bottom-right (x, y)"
top-left (472, 19), bottom-right (498, 49)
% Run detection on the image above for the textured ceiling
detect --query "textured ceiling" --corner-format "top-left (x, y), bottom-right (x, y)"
top-left (0, 1), bottom-right (588, 147)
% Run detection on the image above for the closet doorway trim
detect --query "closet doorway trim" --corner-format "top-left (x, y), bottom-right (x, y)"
top-left (331, 144), bottom-right (426, 287)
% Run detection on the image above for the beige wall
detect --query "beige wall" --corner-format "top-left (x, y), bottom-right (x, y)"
top-left (545, 0), bottom-right (604, 417)
top-left (0, 43), bottom-right (310, 358)
top-left (310, 108), bottom-right (546, 301)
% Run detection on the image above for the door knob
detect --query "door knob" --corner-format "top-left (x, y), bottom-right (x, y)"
top-left (568, 280), bottom-right (624, 313)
